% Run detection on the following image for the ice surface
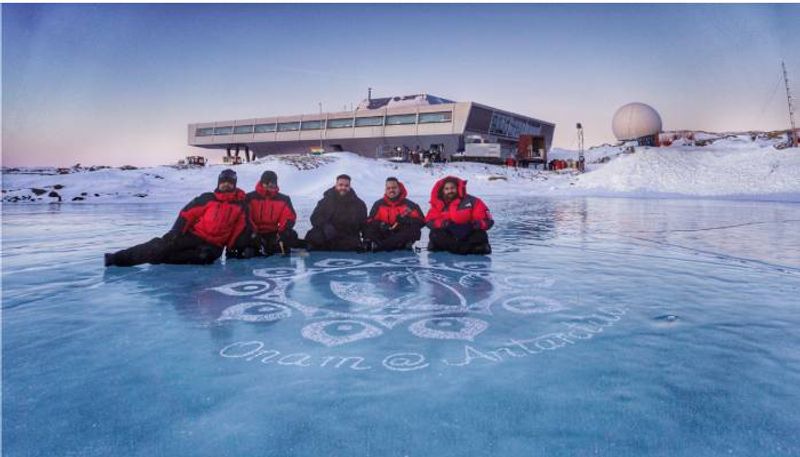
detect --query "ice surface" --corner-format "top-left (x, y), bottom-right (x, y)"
top-left (3, 197), bottom-right (800, 456)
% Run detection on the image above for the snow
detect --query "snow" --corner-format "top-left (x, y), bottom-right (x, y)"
top-left (3, 134), bottom-right (800, 204)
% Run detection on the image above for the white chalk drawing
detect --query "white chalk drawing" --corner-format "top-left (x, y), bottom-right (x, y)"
top-left (218, 307), bottom-right (628, 372)
top-left (211, 280), bottom-right (274, 296)
top-left (300, 319), bottom-right (383, 347)
top-left (382, 353), bottom-right (429, 371)
top-left (211, 258), bottom-right (634, 373)
top-left (407, 317), bottom-right (488, 341)
top-left (218, 301), bottom-right (292, 323)
top-left (213, 257), bottom-right (565, 347)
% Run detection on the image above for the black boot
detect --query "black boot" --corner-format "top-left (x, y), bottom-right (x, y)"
top-left (471, 243), bottom-right (492, 255)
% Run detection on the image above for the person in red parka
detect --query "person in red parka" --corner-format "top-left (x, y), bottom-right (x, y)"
top-left (230, 170), bottom-right (299, 258)
top-left (104, 169), bottom-right (247, 267)
top-left (362, 177), bottom-right (424, 252)
top-left (425, 176), bottom-right (493, 255)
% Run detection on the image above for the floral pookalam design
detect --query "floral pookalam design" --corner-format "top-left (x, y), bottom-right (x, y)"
top-left (212, 256), bottom-right (566, 347)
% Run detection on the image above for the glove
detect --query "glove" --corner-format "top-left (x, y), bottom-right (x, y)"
top-left (379, 222), bottom-right (390, 231)
top-left (472, 220), bottom-right (483, 230)
top-left (323, 223), bottom-right (337, 240)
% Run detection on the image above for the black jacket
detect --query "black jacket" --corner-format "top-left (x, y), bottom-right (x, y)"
top-left (310, 187), bottom-right (368, 238)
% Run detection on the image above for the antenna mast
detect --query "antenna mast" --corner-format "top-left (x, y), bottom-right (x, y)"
top-left (576, 122), bottom-right (585, 172)
top-left (782, 61), bottom-right (798, 147)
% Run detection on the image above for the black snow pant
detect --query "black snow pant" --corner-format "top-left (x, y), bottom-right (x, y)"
top-left (305, 227), bottom-right (362, 252)
top-left (230, 228), bottom-right (300, 258)
top-left (108, 232), bottom-right (223, 267)
top-left (428, 228), bottom-right (491, 255)
top-left (362, 223), bottom-right (421, 252)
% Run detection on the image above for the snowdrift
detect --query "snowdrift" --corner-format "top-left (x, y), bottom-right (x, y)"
top-left (3, 135), bottom-right (800, 204)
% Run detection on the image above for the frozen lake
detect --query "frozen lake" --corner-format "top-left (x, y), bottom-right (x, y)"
top-left (3, 197), bottom-right (800, 456)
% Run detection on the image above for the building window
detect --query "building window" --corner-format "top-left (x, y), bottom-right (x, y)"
top-left (234, 125), bottom-right (254, 134)
top-left (489, 113), bottom-right (540, 138)
top-left (355, 116), bottom-right (384, 127)
top-left (327, 118), bottom-right (354, 129)
top-left (418, 112), bottom-right (452, 124)
top-left (196, 127), bottom-right (215, 137)
top-left (254, 123), bottom-right (277, 133)
top-left (213, 126), bottom-right (233, 135)
top-left (386, 114), bottom-right (417, 125)
top-left (301, 120), bottom-right (323, 130)
top-left (277, 122), bottom-right (301, 132)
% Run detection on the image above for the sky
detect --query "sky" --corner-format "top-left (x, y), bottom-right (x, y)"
top-left (2, 3), bottom-right (799, 167)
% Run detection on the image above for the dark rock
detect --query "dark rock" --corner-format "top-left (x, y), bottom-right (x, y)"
top-left (48, 191), bottom-right (62, 202)
top-left (53, 184), bottom-right (64, 190)
top-left (31, 188), bottom-right (47, 196)
top-left (81, 192), bottom-right (88, 196)
top-left (94, 193), bottom-right (100, 197)
top-left (134, 193), bottom-right (148, 198)
top-left (119, 165), bottom-right (138, 170)
top-left (72, 196), bottom-right (85, 201)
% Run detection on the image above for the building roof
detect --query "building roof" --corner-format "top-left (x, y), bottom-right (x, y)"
top-left (356, 94), bottom-right (455, 111)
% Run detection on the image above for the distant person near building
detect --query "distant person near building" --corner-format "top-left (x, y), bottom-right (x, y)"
top-left (425, 176), bottom-right (494, 255)
top-left (305, 174), bottom-right (368, 251)
top-left (230, 170), bottom-right (299, 258)
top-left (104, 169), bottom-right (246, 267)
top-left (362, 177), bottom-right (425, 252)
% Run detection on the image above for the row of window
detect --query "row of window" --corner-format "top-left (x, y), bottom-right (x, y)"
top-left (196, 111), bottom-right (452, 137)
top-left (489, 112), bottom-right (542, 138)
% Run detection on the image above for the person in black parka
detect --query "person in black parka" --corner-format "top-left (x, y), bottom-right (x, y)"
top-left (305, 174), bottom-right (368, 251)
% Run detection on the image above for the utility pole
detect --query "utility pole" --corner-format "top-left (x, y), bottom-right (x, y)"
top-left (782, 61), bottom-right (798, 147)
top-left (319, 102), bottom-right (324, 150)
top-left (576, 122), bottom-right (585, 172)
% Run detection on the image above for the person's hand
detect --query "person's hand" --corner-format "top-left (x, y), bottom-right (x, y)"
top-left (472, 220), bottom-right (483, 230)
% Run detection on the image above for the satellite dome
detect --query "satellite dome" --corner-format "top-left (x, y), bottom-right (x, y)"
top-left (612, 102), bottom-right (662, 141)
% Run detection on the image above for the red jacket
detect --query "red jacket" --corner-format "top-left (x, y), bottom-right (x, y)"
top-left (425, 176), bottom-right (493, 230)
top-left (171, 189), bottom-right (247, 248)
top-left (246, 182), bottom-right (297, 234)
top-left (367, 181), bottom-right (424, 227)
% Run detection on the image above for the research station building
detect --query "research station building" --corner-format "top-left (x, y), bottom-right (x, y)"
top-left (187, 94), bottom-right (555, 161)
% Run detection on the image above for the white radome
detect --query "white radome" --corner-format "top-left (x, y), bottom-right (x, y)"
top-left (612, 102), bottom-right (662, 141)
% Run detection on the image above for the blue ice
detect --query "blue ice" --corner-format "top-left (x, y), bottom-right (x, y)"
top-left (3, 197), bottom-right (800, 456)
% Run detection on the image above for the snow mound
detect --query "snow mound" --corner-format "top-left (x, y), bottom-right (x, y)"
top-left (4, 137), bottom-right (800, 204)
top-left (575, 143), bottom-right (800, 198)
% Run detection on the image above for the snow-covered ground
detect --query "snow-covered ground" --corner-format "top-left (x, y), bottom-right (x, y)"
top-left (3, 133), bottom-right (800, 204)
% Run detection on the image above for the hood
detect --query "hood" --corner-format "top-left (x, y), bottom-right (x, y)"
top-left (430, 176), bottom-right (466, 204)
top-left (255, 181), bottom-right (280, 197)
top-left (323, 186), bottom-right (359, 201)
top-left (214, 188), bottom-right (246, 202)
top-left (383, 181), bottom-right (408, 206)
